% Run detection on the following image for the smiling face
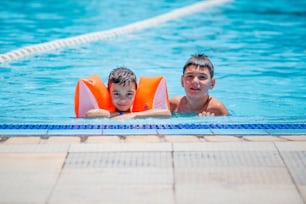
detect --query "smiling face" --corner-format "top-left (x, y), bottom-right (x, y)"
top-left (181, 65), bottom-right (215, 99)
top-left (109, 82), bottom-right (136, 112)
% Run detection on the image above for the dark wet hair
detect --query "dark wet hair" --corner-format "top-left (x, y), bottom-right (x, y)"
top-left (183, 54), bottom-right (214, 78)
top-left (108, 67), bottom-right (137, 88)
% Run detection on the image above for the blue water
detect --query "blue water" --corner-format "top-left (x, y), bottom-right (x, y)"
top-left (0, 0), bottom-right (305, 124)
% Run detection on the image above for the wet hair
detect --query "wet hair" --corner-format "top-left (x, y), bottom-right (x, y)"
top-left (108, 67), bottom-right (137, 88)
top-left (183, 54), bottom-right (214, 78)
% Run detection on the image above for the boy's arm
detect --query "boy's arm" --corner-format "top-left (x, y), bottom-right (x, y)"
top-left (85, 109), bottom-right (111, 118)
top-left (134, 109), bottom-right (171, 118)
top-left (86, 109), bottom-right (121, 118)
top-left (112, 109), bottom-right (171, 120)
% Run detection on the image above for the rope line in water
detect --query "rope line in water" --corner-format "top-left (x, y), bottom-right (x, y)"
top-left (0, 0), bottom-right (231, 64)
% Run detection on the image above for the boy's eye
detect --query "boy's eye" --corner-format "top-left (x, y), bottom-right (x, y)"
top-left (127, 92), bottom-right (135, 98)
top-left (112, 92), bottom-right (120, 98)
top-left (185, 75), bottom-right (194, 79)
top-left (198, 75), bottom-right (208, 80)
top-left (185, 74), bottom-right (208, 80)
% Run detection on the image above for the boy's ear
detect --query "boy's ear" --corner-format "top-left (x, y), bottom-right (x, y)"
top-left (210, 78), bottom-right (216, 89)
top-left (181, 75), bottom-right (184, 87)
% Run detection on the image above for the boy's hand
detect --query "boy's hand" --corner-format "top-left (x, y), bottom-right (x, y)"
top-left (86, 109), bottom-right (111, 118)
top-left (112, 113), bottom-right (136, 120)
top-left (198, 111), bottom-right (215, 117)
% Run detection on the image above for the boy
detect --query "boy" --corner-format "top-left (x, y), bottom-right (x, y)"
top-left (170, 54), bottom-right (228, 116)
top-left (86, 67), bottom-right (171, 119)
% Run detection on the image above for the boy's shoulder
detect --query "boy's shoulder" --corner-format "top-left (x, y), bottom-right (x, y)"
top-left (208, 96), bottom-right (228, 115)
top-left (169, 96), bottom-right (185, 111)
top-left (169, 96), bottom-right (183, 101)
top-left (208, 96), bottom-right (224, 108)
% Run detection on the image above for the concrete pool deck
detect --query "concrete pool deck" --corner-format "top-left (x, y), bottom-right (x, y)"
top-left (0, 135), bottom-right (305, 204)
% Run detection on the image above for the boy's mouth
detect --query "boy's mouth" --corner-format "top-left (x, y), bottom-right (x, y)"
top-left (190, 87), bottom-right (201, 91)
top-left (188, 87), bottom-right (202, 95)
top-left (117, 104), bottom-right (130, 110)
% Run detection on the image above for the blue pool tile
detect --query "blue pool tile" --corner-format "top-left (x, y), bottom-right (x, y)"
top-left (0, 123), bottom-right (305, 136)
top-left (102, 129), bottom-right (157, 135)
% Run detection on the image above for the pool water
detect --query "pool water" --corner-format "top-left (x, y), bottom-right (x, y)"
top-left (0, 0), bottom-right (305, 125)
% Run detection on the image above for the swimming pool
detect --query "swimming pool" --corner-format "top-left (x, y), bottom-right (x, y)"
top-left (0, 0), bottom-right (305, 135)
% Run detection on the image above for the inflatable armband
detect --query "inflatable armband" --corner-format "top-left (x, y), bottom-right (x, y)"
top-left (132, 76), bottom-right (169, 112)
top-left (74, 74), bottom-right (115, 118)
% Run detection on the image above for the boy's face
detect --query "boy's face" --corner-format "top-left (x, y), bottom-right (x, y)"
top-left (181, 65), bottom-right (215, 98)
top-left (109, 82), bottom-right (136, 112)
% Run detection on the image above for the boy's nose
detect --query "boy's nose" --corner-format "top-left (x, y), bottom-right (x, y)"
top-left (118, 96), bottom-right (130, 101)
top-left (192, 76), bottom-right (200, 83)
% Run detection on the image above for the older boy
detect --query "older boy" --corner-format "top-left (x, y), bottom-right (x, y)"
top-left (86, 67), bottom-right (171, 119)
top-left (170, 54), bottom-right (228, 116)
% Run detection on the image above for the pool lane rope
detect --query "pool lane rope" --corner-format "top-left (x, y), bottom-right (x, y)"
top-left (0, 0), bottom-right (231, 64)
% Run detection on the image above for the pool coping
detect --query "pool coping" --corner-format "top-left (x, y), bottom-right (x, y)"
top-left (1, 137), bottom-right (305, 204)
top-left (1, 135), bottom-right (306, 145)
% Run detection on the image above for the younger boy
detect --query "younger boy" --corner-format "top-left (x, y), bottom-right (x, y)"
top-left (86, 67), bottom-right (171, 119)
top-left (170, 54), bottom-right (228, 116)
